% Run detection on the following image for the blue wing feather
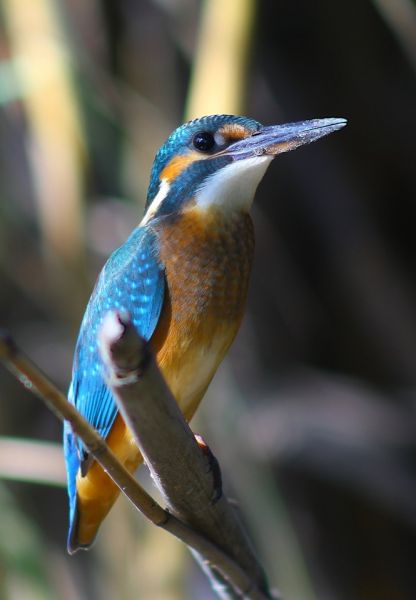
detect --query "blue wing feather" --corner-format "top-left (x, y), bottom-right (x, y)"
top-left (64, 225), bottom-right (165, 524)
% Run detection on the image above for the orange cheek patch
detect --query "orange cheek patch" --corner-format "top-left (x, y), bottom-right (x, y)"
top-left (218, 123), bottom-right (252, 142)
top-left (160, 152), bottom-right (201, 182)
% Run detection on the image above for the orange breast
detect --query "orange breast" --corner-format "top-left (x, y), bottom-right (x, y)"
top-left (151, 206), bottom-right (254, 418)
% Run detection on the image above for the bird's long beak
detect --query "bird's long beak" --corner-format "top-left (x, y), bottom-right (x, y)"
top-left (227, 118), bottom-right (347, 160)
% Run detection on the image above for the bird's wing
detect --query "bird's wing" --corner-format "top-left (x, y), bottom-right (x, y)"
top-left (67, 225), bottom-right (165, 462)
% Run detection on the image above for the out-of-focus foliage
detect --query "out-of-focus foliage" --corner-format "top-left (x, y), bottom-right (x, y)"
top-left (0, 0), bottom-right (416, 599)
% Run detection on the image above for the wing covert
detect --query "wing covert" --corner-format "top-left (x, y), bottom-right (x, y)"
top-left (68, 225), bottom-right (165, 457)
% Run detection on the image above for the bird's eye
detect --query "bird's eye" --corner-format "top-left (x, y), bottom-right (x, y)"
top-left (192, 131), bottom-right (216, 152)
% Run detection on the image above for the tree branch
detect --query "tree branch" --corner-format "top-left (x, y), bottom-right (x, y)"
top-left (0, 323), bottom-right (276, 599)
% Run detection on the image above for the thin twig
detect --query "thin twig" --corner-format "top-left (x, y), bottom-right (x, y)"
top-left (0, 330), bottom-right (167, 526)
top-left (0, 328), bottom-right (275, 599)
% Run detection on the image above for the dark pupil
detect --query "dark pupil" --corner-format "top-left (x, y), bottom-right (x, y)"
top-left (193, 131), bottom-right (215, 152)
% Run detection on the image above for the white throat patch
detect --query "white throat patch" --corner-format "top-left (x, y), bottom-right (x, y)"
top-left (140, 178), bottom-right (170, 225)
top-left (194, 156), bottom-right (273, 212)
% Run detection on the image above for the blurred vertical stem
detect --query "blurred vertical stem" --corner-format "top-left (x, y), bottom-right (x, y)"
top-left (185, 0), bottom-right (255, 119)
top-left (372, 0), bottom-right (416, 74)
top-left (2, 0), bottom-right (86, 269)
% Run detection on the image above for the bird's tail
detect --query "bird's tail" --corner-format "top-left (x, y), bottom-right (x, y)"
top-left (64, 415), bottom-right (142, 554)
top-left (63, 421), bottom-right (85, 553)
top-left (66, 461), bottom-right (123, 554)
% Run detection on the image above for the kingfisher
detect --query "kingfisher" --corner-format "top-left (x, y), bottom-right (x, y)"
top-left (64, 114), bottom-right (346, 553)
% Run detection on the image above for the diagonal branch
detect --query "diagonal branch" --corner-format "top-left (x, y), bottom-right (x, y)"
top-left (99, 311), bottom-right (273, 599)
top-left (0, 325), bottom-right (276, 599)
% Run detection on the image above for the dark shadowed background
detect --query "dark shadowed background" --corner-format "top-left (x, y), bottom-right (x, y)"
top-left (0, 1), bottom-right (415, 598)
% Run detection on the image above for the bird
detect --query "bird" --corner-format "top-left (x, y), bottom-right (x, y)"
top-left (64, 113), bottom-right (346, 554)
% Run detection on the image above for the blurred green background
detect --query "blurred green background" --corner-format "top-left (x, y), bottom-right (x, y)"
top-left (1, 0), bottom-right (416, 598)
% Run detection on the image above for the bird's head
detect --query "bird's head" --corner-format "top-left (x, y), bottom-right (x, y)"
top-left (142, 114), bottom-right (346, 224)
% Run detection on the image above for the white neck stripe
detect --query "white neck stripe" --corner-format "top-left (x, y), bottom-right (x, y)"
top-left (140, 179), bottom-right (170, 225)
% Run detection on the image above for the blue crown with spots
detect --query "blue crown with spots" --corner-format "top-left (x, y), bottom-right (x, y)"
top-left (145, 115), bottom-right (261, 209)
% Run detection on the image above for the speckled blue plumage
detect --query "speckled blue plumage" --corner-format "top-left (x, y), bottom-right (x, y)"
top-left (146, 115), bottom-right (261, 206)
top-left (64, 225), bottom-right (165, 530)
